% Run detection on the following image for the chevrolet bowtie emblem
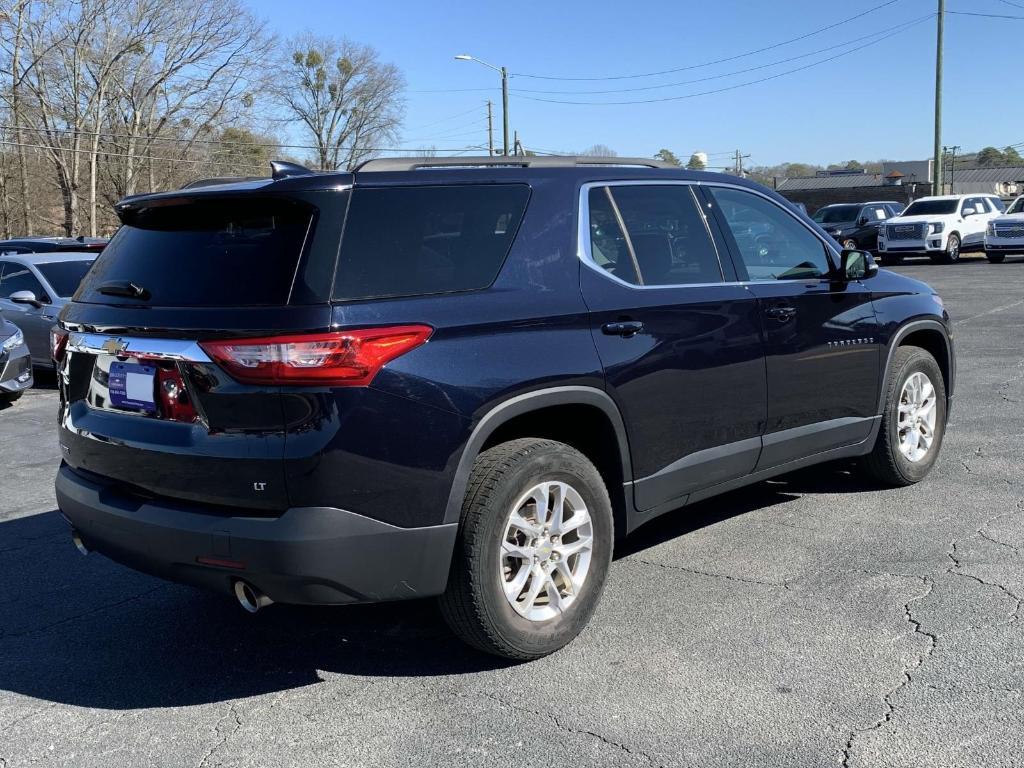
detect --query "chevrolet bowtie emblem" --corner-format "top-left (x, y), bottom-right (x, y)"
top-left (101, 338), bottom-right (127, 355)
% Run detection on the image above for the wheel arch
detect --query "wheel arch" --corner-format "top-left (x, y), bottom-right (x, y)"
top-left (879, 320), bottom-right (954, 414)
top-left (443, 387), bottom-right (634, 539)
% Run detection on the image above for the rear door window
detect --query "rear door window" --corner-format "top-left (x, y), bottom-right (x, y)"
top-left (333, 184), bottom-right (530, 301)
top-left (77, 196), bottom-right (316, 306)
top-left (586, 184), bottom-right (725, 286)
top-left (35, 260), bottom-right (95, 298)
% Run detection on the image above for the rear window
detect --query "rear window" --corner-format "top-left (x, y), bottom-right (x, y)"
top-left (36, 260), bottom-right (95, 298)
top-left (77, 197), bottom-right (315, 306)
top-left (334, 184), bottom-right (530, 301)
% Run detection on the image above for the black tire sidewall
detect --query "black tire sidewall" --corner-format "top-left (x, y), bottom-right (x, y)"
top-left (986, 251), bottom-right (1005, 264)
top-left (469, 447), bottom-right (613, 657)
top-left (884, 352), bottom-right (947, 483)
top-left (945, 234), bottom-right (961, 263)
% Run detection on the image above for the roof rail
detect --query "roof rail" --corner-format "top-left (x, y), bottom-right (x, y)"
top-left (180, 176), bottom-right (263, 190)
top-left (352, 155), bottom-right (674, 173)
top-left (270, 160), bottom-right (315, 180)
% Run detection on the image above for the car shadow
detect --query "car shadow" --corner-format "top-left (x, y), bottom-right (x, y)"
top-left (0, 462), bottom-right (869, 710)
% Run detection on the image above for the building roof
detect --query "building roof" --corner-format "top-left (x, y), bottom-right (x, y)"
top-left (777, 165), bottom-right (1024, 192)
top-left (776, 174), bottom-right (889, 191)
top-left (949, 166), bottom-right (1024, 183)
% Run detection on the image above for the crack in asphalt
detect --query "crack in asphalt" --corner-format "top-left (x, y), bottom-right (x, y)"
top-left (947, 541), bottom-right (1022, 626)
top-left (0, 585), bottom-right (167, 640)
top-left (629, 557), bottom-right (791, 590)
top-left (197, 702), bottom-right (243, 768)
top-left (476, 691), bottom-right (671, 768)
top-left (840, 575), bottom-right (936, 768)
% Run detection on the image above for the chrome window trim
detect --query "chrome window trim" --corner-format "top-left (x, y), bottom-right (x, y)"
top-left (65, 332), bottom-right (212, 362)
top-left (577, 179), bottom-right (841, 291)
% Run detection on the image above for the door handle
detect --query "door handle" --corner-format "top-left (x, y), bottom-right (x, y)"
top-left (601, 320), bottom-right (644, 337)
top-left (765, 305), bottom-right (797, 323)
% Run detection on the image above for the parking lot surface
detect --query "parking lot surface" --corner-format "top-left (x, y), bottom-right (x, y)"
top-left (1, 258), bottom-right (1022, 767)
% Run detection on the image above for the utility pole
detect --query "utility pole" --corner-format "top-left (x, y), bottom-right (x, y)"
top-left (943, 144), bottom-right (960, 193)
top-left (486, 100), bottom-right (494, 157)
top-left (933, 0), bottom-right (945, 194)
top-left (501, 66), bottom-right (510, 157)
top-left (733, 149), bottom-right (750, 177)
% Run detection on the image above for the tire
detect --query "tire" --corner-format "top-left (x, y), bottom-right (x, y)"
top-left (985, 250), bottom-right (1006, 264)
top-left (860, 346), bottom-right (947, 487)
top-left (0, 391), bottom-right (23, 405)
top-left (842, 238), bottom-right (858, 251)
top-left (440, 438), bottom-right (614, 660)
top-left (882, 253), bottom-right (904, 266)
top-left (934, 233), bottom-right (961, 264)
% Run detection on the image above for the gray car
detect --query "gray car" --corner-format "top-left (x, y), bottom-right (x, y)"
top-left (0, 252), bottom-right (97, 368)
top-left (0, 317), bottom-right (33, 403)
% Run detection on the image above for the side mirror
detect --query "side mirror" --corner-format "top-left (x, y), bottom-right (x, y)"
top-left (962, 207), bottom-right (976, 217)
top-left (9, 290), bottom-right (42, 308)
top-left (857, 216), bottom-right (869, 226)
top-left (841, 249), bottom-right (878, 281)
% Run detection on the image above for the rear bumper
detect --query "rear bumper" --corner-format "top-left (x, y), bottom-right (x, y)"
top-left (56, 464), bottom-right (457, 605)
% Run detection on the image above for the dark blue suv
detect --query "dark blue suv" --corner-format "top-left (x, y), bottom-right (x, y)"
top-left (54, 157), bottom-right (954, 659)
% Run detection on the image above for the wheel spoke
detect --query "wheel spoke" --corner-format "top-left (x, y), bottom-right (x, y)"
top-left (530, 484), bottom-right (550, 526)
top-left (555, 561), bottom-right (578, 594)
top-left (504, 562), bottom-right (531, 600)
top-left (548, 483), bottom-right (566, 533)
top-left (508, 511), bottom-right (541, 537)
top-left (556, 535), bottom-right (593, 559)
top-left (545, 571), bottom-right (564, 612)
top-left (502, 541), bottom-right (533, 561)
top-left (520, 564), bottom-right (546, 612)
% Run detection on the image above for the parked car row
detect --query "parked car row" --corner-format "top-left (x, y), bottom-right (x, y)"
top-left (809, 194), bottom-right (1024, 265)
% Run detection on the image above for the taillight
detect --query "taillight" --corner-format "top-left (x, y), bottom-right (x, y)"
top-left (199, 326), bottom-right (433, 386)
top-left (51, 327), bottom-right (69, 363)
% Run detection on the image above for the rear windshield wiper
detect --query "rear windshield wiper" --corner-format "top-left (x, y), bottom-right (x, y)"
top-left (98, 281), bottom-right (150, 300)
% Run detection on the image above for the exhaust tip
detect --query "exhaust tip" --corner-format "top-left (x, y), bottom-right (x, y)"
top-left (71, 530), bottom-right (89, 556)
top-left (234, 580), bottom-right (273, 613)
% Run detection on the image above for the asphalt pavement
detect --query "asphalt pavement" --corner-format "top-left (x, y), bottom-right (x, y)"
top-left (1, 255), bottom-right (1022, 767)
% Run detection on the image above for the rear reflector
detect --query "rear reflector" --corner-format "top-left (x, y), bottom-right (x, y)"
top-left (199, 326), bottom-right (432, 386)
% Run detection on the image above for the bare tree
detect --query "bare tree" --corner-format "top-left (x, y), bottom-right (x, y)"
top-left (273, 34), bottom-right (404, 171)
top-left (579, 144), bottom-right (617, 157)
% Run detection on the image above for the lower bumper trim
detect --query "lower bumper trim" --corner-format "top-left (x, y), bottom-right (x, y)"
top-left (56, 465), bottom-right (457, 605)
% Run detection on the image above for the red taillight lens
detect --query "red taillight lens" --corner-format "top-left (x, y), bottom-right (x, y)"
top-left (51, 327), bottom-right (69, 363)
top-left (199, 326), bottom-right (433, 386)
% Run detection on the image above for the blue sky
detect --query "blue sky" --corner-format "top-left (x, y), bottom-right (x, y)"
top-left (246, 0), bottom-right (1024, 168)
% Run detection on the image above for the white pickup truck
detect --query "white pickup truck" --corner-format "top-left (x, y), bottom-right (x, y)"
top-left (984, 195), bottom-right (1024, 263)
top-left (877, 194), bottom-right (1005, 265)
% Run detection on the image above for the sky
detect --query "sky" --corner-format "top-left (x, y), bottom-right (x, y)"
top-left (245, 0), bottom-right (1024, 169)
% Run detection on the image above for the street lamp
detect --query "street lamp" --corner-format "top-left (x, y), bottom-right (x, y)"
top-left (455, 54), bottom-right (509, 156)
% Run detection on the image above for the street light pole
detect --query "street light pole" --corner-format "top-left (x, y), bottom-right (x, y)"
top-left (933, 0), bottom-right (945, 194)
top-left (456, 54), bottom-right (509, 156)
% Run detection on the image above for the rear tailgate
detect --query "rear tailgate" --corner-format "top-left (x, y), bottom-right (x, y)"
top-left (58, 189), bottom-right (344, 513)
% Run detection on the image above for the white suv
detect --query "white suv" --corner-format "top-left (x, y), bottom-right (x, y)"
top-left (984, 195), bottom-right (1024, 263)
top-left (877, 194), bottom-right (1004, 265)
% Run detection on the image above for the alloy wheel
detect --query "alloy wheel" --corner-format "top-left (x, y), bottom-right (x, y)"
top-left (499, 481), bottom-right (594, 622)
top-left (897, 371), bottom-right (937, 463)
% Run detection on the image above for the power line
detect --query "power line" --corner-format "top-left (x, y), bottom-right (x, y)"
top-left (400, 104), bottom-right (486, 132)
top-left (995, 0), bottom-right (1024, 9)
top-left (946, 9), bottom-right (1024, 18)
top-left (512, 19), bottom-right (930, 106)
top-left (509, 0), bottom-right (904, 81)
top-left (510, 15), bottom-right (933, 96)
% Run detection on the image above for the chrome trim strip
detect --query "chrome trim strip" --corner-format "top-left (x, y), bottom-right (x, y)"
top-left (65, 332), bottom-right (212, 362)
top-left (576, 179), bottom-right (841, 291)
